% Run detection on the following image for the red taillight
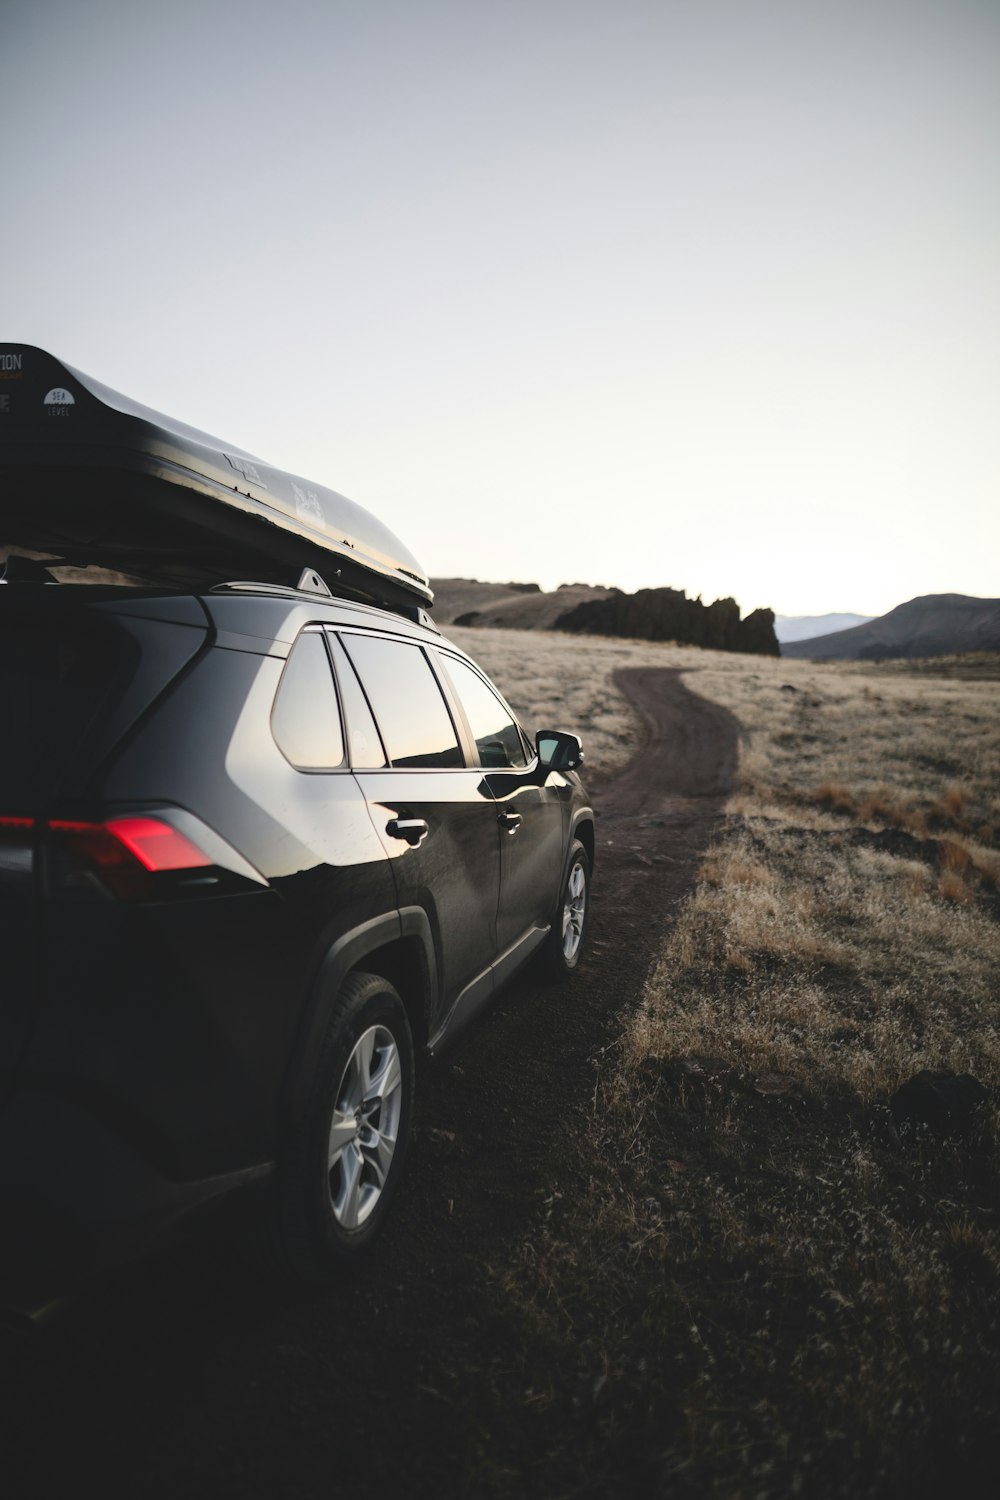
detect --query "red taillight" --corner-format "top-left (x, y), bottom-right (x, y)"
top-left (1, 814), bottom-right (216, 897)
top-left (108, 817), bottom-right (213, 872)
top-left (60, 817), bottom-right (213, 873)
top-left (0, 812), bottom-right (264, 900)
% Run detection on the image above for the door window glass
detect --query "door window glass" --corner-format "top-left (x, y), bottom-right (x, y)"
top-left (327, 632), bottom-right (387, 768)
top-left (341, 635), bottom-right (462, 770)
top-left (439, 655), bottom-right (527, 769)
top-left (271, 630), bottom-right (345, 769)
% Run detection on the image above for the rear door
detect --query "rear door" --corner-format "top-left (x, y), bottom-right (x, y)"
top-left (334, 630), bottom-right (502, 1033)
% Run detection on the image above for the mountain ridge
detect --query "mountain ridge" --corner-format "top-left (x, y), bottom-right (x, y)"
top-left (781, 593), bottom-right (1000, 660)
top-left (775, 612), bottom-right (873, 643)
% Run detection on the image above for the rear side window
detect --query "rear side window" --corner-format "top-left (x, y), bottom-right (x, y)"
top-left (271, 630), bottom-right (345, 769)
top-left (326, 632), bottom-right (386, 769)
top-left (341, 634), bottom-right (462, 770)
top-left (438, 654), bottom-right (527, 769)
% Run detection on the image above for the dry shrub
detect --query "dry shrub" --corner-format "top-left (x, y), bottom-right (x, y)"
top-left (814, 781), bottom-right (855, 814)
top-left (847, 789), bottom-right (932, 837)
top-left (724, 945), bottom-right (754, 973)
top-left (725, 856), bottom-right (774, 886)
top-left (856, 789), bottom-right (899, 823)
top-left (907, 867), bottom-right (930, 900)
top-left (942, 785), bottom-right (967, 818)
top-left (946, 1220), bottom-right (1000, 1265)
top-left (899, 805), bottom-right (930, 837)
top-left (939, 839), bottom-right (972, 875)
top-left (938, 870), bottom-right (973, 905)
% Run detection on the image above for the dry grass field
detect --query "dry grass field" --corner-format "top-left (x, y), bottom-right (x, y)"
top-left (448, 625), bottom-right (1000, 1497)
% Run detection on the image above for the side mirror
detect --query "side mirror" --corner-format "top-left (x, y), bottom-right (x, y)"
top-left (536, 729), bottom-right (584, 772)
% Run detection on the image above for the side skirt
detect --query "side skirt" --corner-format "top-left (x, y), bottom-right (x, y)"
top-left (427, 924), bottom-right (549, 1056)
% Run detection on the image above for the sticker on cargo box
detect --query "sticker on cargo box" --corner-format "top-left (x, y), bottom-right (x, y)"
top-left (292, 482), bottom-right (324, 525)
top-left (225, 453), bottom-right (268, 488)
top-left (43, 387), bottom-right (75, 405)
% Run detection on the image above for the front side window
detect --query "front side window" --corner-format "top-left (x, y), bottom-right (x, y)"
top-left (271, 630), bottom-right (345, 769)
top-left (439, 654), bottom-right (527, 769)
top-left (341, 634), bottom-right (462, 770)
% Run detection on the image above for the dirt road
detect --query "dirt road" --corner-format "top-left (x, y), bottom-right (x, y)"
top-left (3, 669), bottom-right (739, 1498)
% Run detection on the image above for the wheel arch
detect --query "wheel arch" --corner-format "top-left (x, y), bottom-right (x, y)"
top-left (572, 813), bottom-right (595, 872)
top-left (281, 908), bottom-right (437, 1125)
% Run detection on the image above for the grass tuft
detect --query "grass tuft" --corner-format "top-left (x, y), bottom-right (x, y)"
top-left (938, 870), bottom-right (974, 904)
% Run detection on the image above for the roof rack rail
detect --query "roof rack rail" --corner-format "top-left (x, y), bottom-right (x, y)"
top-left (206, 575), bottom-right (440, 631)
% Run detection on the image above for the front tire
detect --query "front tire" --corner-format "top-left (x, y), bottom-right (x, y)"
top-left (273, 971), bottom-right (414, 1282)
top-left (542, 840), bottom-right (591, 979)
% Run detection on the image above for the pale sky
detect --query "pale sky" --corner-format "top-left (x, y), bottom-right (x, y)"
top-left (3, 0), bottom-right (998, 616)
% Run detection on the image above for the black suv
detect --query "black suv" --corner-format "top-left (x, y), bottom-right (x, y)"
top-left (0, 348), bottom-right (592, 1291)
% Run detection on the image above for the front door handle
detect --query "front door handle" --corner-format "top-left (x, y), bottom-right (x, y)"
top-left (497, 811), bottom-right (522, 834)
top-left (386, 817), bottom-right (430, 847)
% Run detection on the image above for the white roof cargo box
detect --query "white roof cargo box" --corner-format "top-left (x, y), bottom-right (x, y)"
top-left (0, 344), bottom-right (433, 614)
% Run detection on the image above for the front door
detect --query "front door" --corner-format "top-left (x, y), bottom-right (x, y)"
top-left (432, 650), bottom-right (567, 954)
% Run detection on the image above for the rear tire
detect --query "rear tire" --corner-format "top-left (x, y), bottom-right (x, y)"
top-left (272, 970), bottom-right (414, 1283)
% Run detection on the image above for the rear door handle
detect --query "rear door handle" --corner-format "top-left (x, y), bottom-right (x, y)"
top-left (385, 817), bottom-right (430, 847)
top-left (497, 811), bottom-right (522, 834)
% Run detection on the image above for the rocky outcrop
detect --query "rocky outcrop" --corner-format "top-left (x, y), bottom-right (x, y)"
top-left (554, 587), bottom-right (780, 656)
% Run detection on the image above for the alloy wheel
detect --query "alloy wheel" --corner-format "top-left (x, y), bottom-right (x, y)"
top-left (561, 858), bottom-right (587, 961)
top-left (327, 1025), bottom-right (402, 1230)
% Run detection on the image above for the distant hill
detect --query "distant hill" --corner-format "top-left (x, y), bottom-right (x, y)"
top-left (775, 612), bottom-right (873, 644)
top-left (430, 578), bottom-right (618, 630)
top-left (432, 578), bottom-right (778, 656)
top-left (781, 594), bottom-right (1000, 660)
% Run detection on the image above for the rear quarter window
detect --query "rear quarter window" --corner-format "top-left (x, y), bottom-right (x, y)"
top-left (271, 630), bottom-right (345, 769)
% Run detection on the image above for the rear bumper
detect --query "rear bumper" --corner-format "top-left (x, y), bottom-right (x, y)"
top-left (0, 1087), bottom-right (271, 1293)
